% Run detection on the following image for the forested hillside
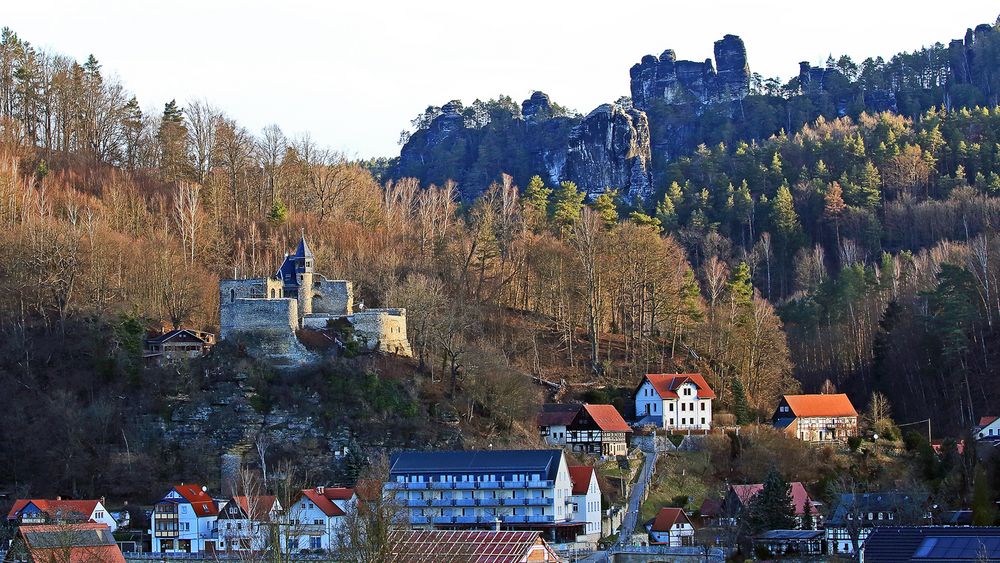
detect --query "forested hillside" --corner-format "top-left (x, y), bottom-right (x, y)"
top-left (0, 16), bottom-right (998, 500)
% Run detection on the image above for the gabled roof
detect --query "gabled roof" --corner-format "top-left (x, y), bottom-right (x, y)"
top-left (568, 466), bottom-right (596, 496)
top-left (166, 484), bottom-right (218, 517)
top-left (730, 482), bottom-right (815, 516)
top-left (146, 329), bottom-right (212, 345)
top-left (536, 403), bottom-right (581, 427)
top-left (386, 530), bottom-right (558, 563)
top-left (299, 487), bottom-right (355, 517)
top-left (782, 394), bottom-right (858, 418)
top-left (827, 492), bottom-right (928, 526)
top-left (7, 499), bottom-right (101, 521)
top-left (641, 374), bottom-right (716, 400)
top-left (15, 523), bottom-right (125, 563)
top-left (980, 416), bottom-right (999, 427)
top-left (699, 498), bottom-right (722, 518)
top-left (389, 450), bottom-right (564, 482)
top-left (578, 404), bottom-right (631, 432)
top-left (294, 235), bottom-right (314, 259)
top-left (226, 496), bottom-right (278, 521)
top-left (651, 507), bottom-right (693, 532)
top-left (862, 526), bottom-right (1000, 562)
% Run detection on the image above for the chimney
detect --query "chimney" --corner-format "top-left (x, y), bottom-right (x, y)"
top-left (100, 496), bottom-right (105, 506)
top-left (316, 486), bottom-right (325, 495)
top-left (56, 496), bottom-right (62, 501)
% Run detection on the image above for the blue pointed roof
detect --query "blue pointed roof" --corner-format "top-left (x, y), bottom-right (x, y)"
top-left (294, 233), bottom-right (314, 258)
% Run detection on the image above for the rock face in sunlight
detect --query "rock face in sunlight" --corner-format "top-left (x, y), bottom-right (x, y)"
top-left (563, 103), bottom-right (653, 204)
top-left (629, 35), bottom-right (749, 110)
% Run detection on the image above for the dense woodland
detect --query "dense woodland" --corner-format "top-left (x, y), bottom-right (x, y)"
top-left (0, 19), bottom-right (997, 503)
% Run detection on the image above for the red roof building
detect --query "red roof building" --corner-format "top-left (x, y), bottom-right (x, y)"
top-left (635, 373), bottom-right (715, 430)
top-left (387, 530), bottom-right (561, 562)
top-left (725, 481), bottom-right (822, 527)
top-left (6, 523), bottom-right (126, 563)
top-left (150, 484), bottom-right (219, 554)
top-left (648, 508), bottom-right (696, 546)
top-left (566, 403), bottom-right (632, 457)
top-left (298, 487), bottom-right (355, 517)
top-left (773, 394), bottom-right (859, 442)
top-left (536, 403), bottom-right (582, 447)
top-left (977, 416), bottom-right (1000, 441)
top-left (6, 498), bottom-right (118, 533)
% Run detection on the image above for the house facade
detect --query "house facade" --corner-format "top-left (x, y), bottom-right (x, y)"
top-left (976, 416), bottom-right (1000, 440)
top-left (824, 492), bottom-right (929, 555)
top-left (724, 482), bottom-right (821, 529)
top-left (772, 394), bottom-right (859, 442)
top-left (4, 523), bottom-right (126, 563)
top-left (150, 484), bottom-right (219, 553)
top-left (143, 329), bottom-right (215, 365)
top-left (648, 507), bottom-right (695, 546)
top-left (537, 404), bottom-right (581, 446)
top-left (285, 486), bottom-right (355, 552)
top-left (6, 498), bottom-right (117, 532)
top-left (568, 466), bottom-right (602, 540)
top-left (216, 495), bottom-right (281, 553)
top-left (386, 450), bottom-right (587, 544)
top-left (634, 374), bottom-right (714, 430)
top-left (566, 404), bottom-right (631, 457)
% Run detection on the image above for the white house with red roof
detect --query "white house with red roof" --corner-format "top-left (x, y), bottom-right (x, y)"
top-left (150, 484), bottom-right (220, 553)
top-left (647, 507), bottom-right (695, 546)
top-left (567, 466), bottom-right (602, 540)
top-left (6, 498), bottom-right (117, 532)
top-left (566, 404), bottom-right (632, 457)
top-left (286, 486), bottom-right (356, 552)
top-left (976, 416), bottom-right (1000, 441)
top-left (634, 373), bottom-right (715, 430)
top-left (217, 495), bottom-right (281, 552)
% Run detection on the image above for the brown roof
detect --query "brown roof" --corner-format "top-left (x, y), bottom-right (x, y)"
top-left (651, 507), bottom-right (693, 532)
top-left (783, 394), bottom-right (858, 418)
top-left (979, 416), bottom-right (999, 427)
top-left (171, 484), bottom-right (218, 517)
top-left (14, 523), bottom-right (125, 563)
top-left (730, 482), bottom-right (816, 516)
top-left (644, 374), bottom-right (716, 399)
top-left (536, 403), bottom-right (581, 427)
top-left (6, 499), bottom-right (101, 521)
top-left (698, 498), bottom-right (722, 518)
top-left (230, 496), bottom-right (278, 521)
top-left (580, 404), bottom-right (632, 432)
top-left (568, 466), bottom-right (595, 495)
top-left (299, 487), bottom-right (354, 517)
top-left (387, 530), bottom-right (559, 562)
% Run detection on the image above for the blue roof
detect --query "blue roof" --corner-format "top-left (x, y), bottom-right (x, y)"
top-left (294, 235), bottom-right (314, 259)
top-left (389, 450), bottom-right (563, 481)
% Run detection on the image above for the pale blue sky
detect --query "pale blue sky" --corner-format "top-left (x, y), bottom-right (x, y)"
top-left (6, 1), bottom-right (999, 158)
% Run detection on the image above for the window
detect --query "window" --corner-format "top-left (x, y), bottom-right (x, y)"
top-left (700, 402), bottom-right (705, 411)
top-left (669, 404), bottom-right (674, 412)
top-left (310, 537), bottom-right (322, 550)
top-left (701, 418), bottom-right (706, 424)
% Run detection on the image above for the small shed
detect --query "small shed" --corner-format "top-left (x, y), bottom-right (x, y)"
top-left (753, 529), bottom-right (824, 556)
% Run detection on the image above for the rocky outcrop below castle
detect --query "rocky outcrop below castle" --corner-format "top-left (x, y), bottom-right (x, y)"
top-left (393, 20), bottom-right (1000, 205)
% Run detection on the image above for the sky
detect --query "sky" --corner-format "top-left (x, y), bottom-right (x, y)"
top-left (6, 1), bottom-right (1000, 158)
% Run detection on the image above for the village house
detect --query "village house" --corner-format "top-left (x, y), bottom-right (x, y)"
top-left (537, 403), bottom-right (581, 446)
top-left (143, 329), bottom-right (215, 365)
top-left (386, 450), bottom-right (590, 545)
top-left (647, 507), bottom-right (695, 546)
top-left (149, 484), bottom-right (219, 554)
top-left (772, 393), bottom-right (859, 442)
top-left (976, 416), bottom-right (1000, 441)
top-left (216, 495), bottom-right (281, 553)
top-left (566, 404), bottom-right (631, 457)
top-left (723, 482), bottom-right (821, 529)
top-left (286, 486), bottom-right (356, 552)
top-left (386, 530), bottom-right (561, 562)
top-left (6, 498), bottom-right (118, 532)
top-left (824, 492), bottom-right (929, 555)
top-left (568, 466), bottom-right (602, 540)
top-left (634, 373), bottom-right (715, 430)
top-left (3, 523), bottom-right (126, 563)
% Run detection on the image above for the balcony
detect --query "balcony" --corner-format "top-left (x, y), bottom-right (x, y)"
top-left (430, 499), bottom-right (453, 507)
top-left (430, 482), bottom-right (454, 490)
top-left (410, 516), bottom-right (430, 525)
top-left (406, 499), bottom-right (429, 507)
top-left (526, 497), bottom-right (551, 506)
top-left (477, 498), bottom-right (501, 506)
top-left (502, 480), bottom-right (527, 488)
top-left (527, 480), bottom-right (553, 488)
top-left (454, 499), bottom-right (476, 507)
top-left (385, 482), bottom-right (405, 490)
top-left (407, 483), bottom-right (428, 490)
top-left (432, 516), bottom-right (454, 525)
top-left (527, 515), bottom-right (555, 523)
top-left (454, 516), bottom-right (479, 524)
top-left (501, 498), bottom-right (526, 506)
top-left (477, 481), bottom-right (500, 489)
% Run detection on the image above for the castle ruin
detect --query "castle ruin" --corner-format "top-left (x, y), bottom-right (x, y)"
top-left (219, 236), bottom-right (411, 362)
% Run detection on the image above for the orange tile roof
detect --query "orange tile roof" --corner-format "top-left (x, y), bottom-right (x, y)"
top-left (171, 484), bottom-right (218, 517)
top-left (6, 499), bottom-right (101, 521)
top-left (230, 496), bottom-right (278, 521)
top-left (299, 487), bottom-right (355, 517)
top-left (17, 523), bottom-right (125, 563)
top-left (568, 466), bottom-right (596, 495)
top-left (581, 404), bottom-right (632, 432)
top-left (783, 394), bottom-right (858, 418)
top-left (650, 507), bottom-right (692, 532)
top-left (644, 374), bottom-right (716, 399)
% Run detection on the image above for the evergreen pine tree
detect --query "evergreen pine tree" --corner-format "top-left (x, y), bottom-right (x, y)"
top-left (730, 377), bottom-right (751, 425)
top-left (747, 468), bottom-right (797, 532)
top-left (551, 180), bottom-right (585, 233)
top-left (655, 193), bottom-right (678, 232)
top-left (522, 174), bottom-right (552, 227)
top-left (591, 190), bottom-right (619, 228)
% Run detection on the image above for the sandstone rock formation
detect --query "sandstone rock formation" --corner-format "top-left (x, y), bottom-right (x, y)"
top-left (629, 34), bottom-right (749, 110)
top-left (563, 103), bottom-right (653, 203)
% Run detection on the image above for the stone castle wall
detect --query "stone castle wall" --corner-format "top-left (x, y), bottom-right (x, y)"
top-left (311, 277), bottom-right (352, 317)
top-left (219, 298), bottom-right (298, 340)
top-left (350, 309), bottom-right (412, 356)
top-left (220, 278), bottom-right (283, 302)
